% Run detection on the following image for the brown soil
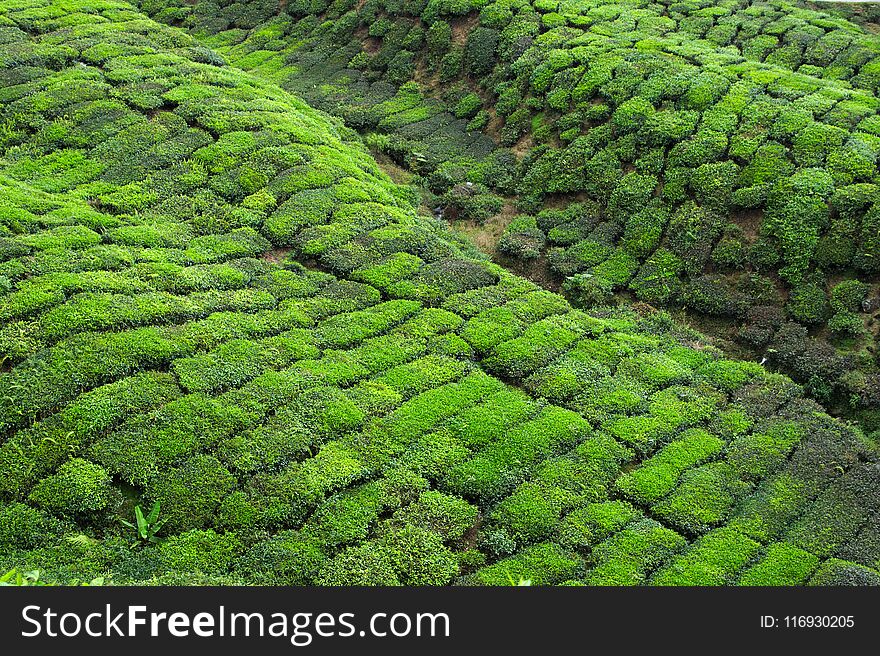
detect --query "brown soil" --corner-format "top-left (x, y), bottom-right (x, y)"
top-left (262, 247), bottom-right (292, 264)
top-left (452, 199), bottom-right (518, 254)
top-left (447, 197), bottom-right (559, 291)
top-left (450, 15), bottom-right (479, 47)
top-left (413, 59), bottom-right (441, 94)
top-left (363, 36), bottom-right (381, 55)
top-left (732, 208), bottom-right (764, 242)
top-left (460, 514), bottom-right (483, 551)
top-left (483, 106), bottom-right (505, 140)
top-left (511, 133), bottom-right (535, 158)
top-left (665, 307), bottom-right (754, 359)
top-left (867, 295), bottom-right (880, 341)
top-left (631, 301), bottom-right (659, 317)
top-left (352, 25), bottom-right (382, 55)
top-left (542, 192), bottom-right (590, 209)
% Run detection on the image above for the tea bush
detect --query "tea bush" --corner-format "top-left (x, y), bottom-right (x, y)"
top-left (807, 559), bottom-right (880, 586)
top-left (585, 519), bottom-right (687, 586)
top-left (737, 542), bottom-right (820, 586)
top-left (27, 459), bottom-right (114, 519)
top-left (615, 430), bottom-right (724, 505)
top-left (473, 542), bottom-right (581, 585)
top-left (652, 527), bottom-right (762, 586)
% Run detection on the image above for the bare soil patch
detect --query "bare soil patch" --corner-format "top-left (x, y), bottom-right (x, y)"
top-left (732, 208), bottom-right (764, 242)
top-left (450, 15), bottom-right (479, 47)
top-left (262, 247), bottom-right (292, 264)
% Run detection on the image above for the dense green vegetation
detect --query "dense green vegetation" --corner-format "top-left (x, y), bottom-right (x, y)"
top-left (0, 0), bottom-right (878, 586)
top-left (136, 0), bottom-right (880, 434)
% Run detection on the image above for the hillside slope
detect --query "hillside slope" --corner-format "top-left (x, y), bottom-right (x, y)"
top-left (140, 0), bottom-right (880, 430)
top-left (0, 0), bottom-right (878, 585)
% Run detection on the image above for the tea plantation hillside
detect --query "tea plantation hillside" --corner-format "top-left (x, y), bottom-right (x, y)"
top-left (139, 0), bottom-right (880, 432)
top-left (1, 0), bottom-right (879, 586)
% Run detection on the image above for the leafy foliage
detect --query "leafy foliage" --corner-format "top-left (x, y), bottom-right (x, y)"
top-left (0, 0), bottom-right (876, 589)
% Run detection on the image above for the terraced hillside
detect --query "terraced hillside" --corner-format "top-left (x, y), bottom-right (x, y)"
top-left (1, 0), bottom-right (879, 586)
top-left (138, 0), bottom-right (880, 433)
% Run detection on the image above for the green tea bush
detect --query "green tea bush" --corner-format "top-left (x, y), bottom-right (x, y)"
top-left (264, 188), bottom-right (337, 245)
top-left (557, 500), bottom-right (640, 551)
top-left (444, 406), bottom-right (590, 502)
top-left (725, 421), bottom-right (805, 481)
top-left (524, 350), bottom-right (610, 404)
top-left (498, 215), bottom-right (545, 259)
top-left (427, 19), bottom-right (452, 64)
top-left (737, 542), bottom-right (819, 586)
top-left (652, 462), bottom-right (751, 535)
top-left (389, 258), bottom-right (498, 303)
top-left (235, 531), bottom-right (327, 584)
top-left (615, 429), bottom-right (724, 505)
top-left (473, 542), bottom-right (581, 586)
top-left (483, 314), bottom-right (581, 378)
top-left (828, 311), bottom-right (865, 338)
top-left (652, 527), bottom-right (761, 586)
top-left (92, 394), bottom-right (252, 486)
top-left (453, 92), bottom-right (483, 118)
top-left (314, 300), bottom-right (421, 348)
top-left (838, 522), bottom-right (880, 571)
top-left (258, 441), bottom-right (367, 527)
top-left (355, 370), bottom-right (502, 470)
top-left (304, 483), bottom-right (385, 549)
top-left (219, 385), bottom-right (365, 475)
top-left (0, 503), bottom-right (66, 551)
top-left (605, 414), bottom-right (672, 455)
top-left (378, 525), bottom-right (459, 585)
top-left (156, 529), bottom-right (243, 577)
top-left (146, 455), bottom-right (237, 533)
top-left (0, 372), bottom-right (181, 497)
top-left (629, 249), bottom-right (683, 305)
top-left (465, 27), bottom-right (499, 77)
top-left (807, 559), bottom-right (880, 586)
top-left (784, 464), bottom-right (880, 558)
top-left (172, 332), bottom-right (317, 392)
top-left (387, 490), bottom-right (478, 541)
top-left (829, 279), bottom-right (869, 313)
top-left (373, 354), bottom-right (469, 397)
top-left (786, 279), bottom-right (829, 326)
top-left (616, 351), bottom-right (692, 391)
top-left (585, 518), bottom-right (687, 586)
top-left (646, 386), bottom-right (719, 431)
top-left (315, 542), bottom-right (402, 585)
top-left (690, 161), bottom-right (739, 210)
top-left (490, 481), bottom-right (569, 545)
top-left (443, 388), bottom-right (537, 449)
top-left (28, 459), bottom-right (114, 519)
top-left (696, 359), bottom-right (764, 393)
